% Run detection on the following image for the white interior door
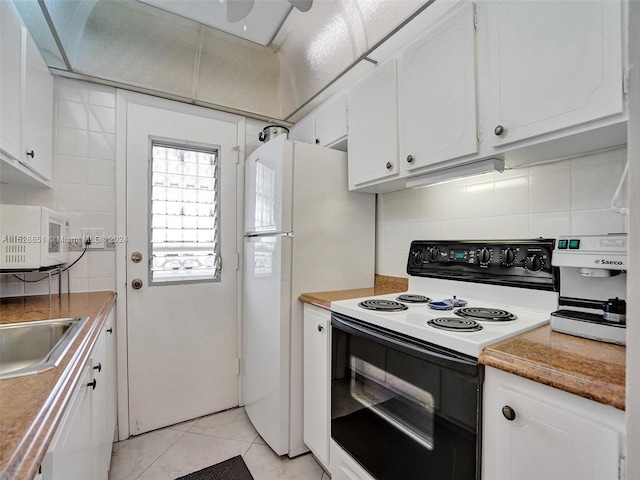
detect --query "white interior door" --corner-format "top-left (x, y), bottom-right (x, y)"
top-left (126, 100), bottom-right (239, 435)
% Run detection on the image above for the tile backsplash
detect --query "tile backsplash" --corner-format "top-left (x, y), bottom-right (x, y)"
top-left (1, 78), bottom-right (117, 297)
top-left (376, 147), bottom-right (629, 277)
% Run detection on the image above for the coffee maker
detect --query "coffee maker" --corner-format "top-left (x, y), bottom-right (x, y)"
top-left (550, 234), bottom-right (627, 345)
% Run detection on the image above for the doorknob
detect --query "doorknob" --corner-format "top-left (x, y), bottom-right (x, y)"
top-left (131, 251), bottom-right (143, 263)
top-left (131, 278), bottom-right (143, 289)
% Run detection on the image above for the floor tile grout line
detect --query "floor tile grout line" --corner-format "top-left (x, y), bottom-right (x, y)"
top-left (132, 429), bottom-right (188, 480)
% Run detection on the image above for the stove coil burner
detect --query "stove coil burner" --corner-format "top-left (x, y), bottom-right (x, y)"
top-left (427, 317), bottom-right (483, 332)
top-left (358, 299), bottom-right (408, 312)
top-left (396, 294), bottom-right (431, 304)
top-left (454, 307), bottom-right (517, 322)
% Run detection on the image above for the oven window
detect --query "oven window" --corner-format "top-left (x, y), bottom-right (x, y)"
top-left (350, 356), bottom-right (435, 450)
top-left (332, 319), bottom-right (480, 480)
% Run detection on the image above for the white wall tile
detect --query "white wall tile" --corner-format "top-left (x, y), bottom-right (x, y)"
top-left (23, 186), bottom-right (57, 209)
top-left (89, 105), bottom-right (116, 134)
top-left (465, 218), bottom-right (495, 239)
top-left (440, 219), bottom-right (466, 238)
top-left (87, 159), bottom-right (116, 186)
top-left (88, 277), bottom-right (116, 292)
top-left (88, 132), bottom-right (116, 160)
top-left (87, 185), bottom-right (116, 212)
top-left (56, 77), bottom-right (88, 103)
top-left (571, 150), bottom-right (626, 211)
top-left (465, 180), bottom-right (495, 218)
top-left (530, 165), bottom-right (571, 213)
top-left (529, 212), bottom-right (572, 238)
top-left (87, 251), bottom-right (116, 278)
top-left (88, 85), bottom-right (116, 108)
top-left (57, 100), bottom-right (88, 130)
top-left (418, 221), bottom-right (441, 240)
top-left (57, 183), bottom-right (88, 212)
top-left (494, 175), bottom-right (529, 216)
top-left (0, 184), bottom-right (25, 204)
top-left (571, 209), bottom-right (626, 235)
top-left (494, 215), bottom-right (529, 239)
top-left (57, 155), bottom-right (88, 185)
top-left (439, 181), bottom-right (466, 220)
top-left (57, 128), bottom-right (88, 157)
top-left (418, 185), bottom-right (441, 221)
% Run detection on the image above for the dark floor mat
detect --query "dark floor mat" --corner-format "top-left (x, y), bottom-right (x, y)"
top-left (175, 455), bottom-right (254, 480)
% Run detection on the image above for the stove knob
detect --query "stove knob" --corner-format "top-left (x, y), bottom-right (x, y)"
top-left (411, 250), bottom-right (424, 266)
top-left (525, 254), bottom-right (544, 272)
top-left (477, 247), bottom-right (493, 266)
top-left (427, 247), bottom-right (440, 263)
top-left (500, 247), bottom-right (516, 266)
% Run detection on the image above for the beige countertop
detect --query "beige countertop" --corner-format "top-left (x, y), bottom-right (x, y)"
top-left (479, 325), bottom-right (626, 410)
top-left (0, 291), bottom-right (117, 480)
top-left (298, 274), bottom-right (408, 309)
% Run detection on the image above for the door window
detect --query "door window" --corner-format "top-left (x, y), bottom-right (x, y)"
top-left (149, 140), bottom-right (220, 284)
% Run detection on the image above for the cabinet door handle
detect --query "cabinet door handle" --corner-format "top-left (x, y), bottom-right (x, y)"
top-left (315, 138), bottom-right (320, 145)
top-left (386, 162), bottom-right (392, 170)
top-left (406, 155), bottom-right (414, 163)
top-left (26, 150), bottom-right (35, 159)
top-left (93, 363), bottom-right (102, 373)
top-left (87, 379), bottom-right (97, 390)
top-left (502, 405), bottom-right (516, 421)
top-left (494, 125), bottom-right (505, 136)
top-left (107, 327), bottom-right (113, 334)
top-left (317, 325), bottom-right (324, 332)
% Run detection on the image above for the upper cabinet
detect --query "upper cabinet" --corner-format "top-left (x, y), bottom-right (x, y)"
top-left (399, 1), bottom-right (478, 174)
top-left (289, 93), bottom-right (348, 150)
top-left (0, 1), bottom-right (54, 187)
top-left (348, 58), bottom-right (399, 189)
top-left (483, 0), bottom-right (624, 148)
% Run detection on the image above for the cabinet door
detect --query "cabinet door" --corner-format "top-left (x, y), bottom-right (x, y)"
top-left (314, 93), bottom-right (347, 148)
top-left (105, 309), bottom-right (117, 447)
top-left (0, 1), bottom-right (22, 161)
top-left (486, 0), bottom-right (623, 147)
top-left (348, 58), bottom-right (399, 188)
top-left (399, 2), bottom-right (477, 173)
top-left (289, 115), bottom-right (315, 144)
top-left (90, 331), bottom-right (110, 480)
top-left (302, 305), bottom-right (330, 469)
top-left (22, 28), bottom-right (53, 181)
top-left (46, 365), bottom-right (92, 480)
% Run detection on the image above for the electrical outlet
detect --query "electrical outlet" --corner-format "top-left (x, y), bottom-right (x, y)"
top-left (81, 228), bottom-right (105, 249)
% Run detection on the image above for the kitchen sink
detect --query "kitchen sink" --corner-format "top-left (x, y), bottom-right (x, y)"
top-left (0, 317), bottom-right (89, 380)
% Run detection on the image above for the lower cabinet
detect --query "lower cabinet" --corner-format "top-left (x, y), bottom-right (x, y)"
top-left (483, 367), bottom-right (625, 480)
top-left (302, 304), bottom-right (331, 471)
top-left (40, 306), bottom-right (117, 480)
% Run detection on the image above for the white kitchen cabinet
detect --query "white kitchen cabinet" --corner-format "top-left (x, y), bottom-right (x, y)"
top-left (0, 0), bottom-right (22, 162)
top-left (41, 307), bottom-right (117, 480)
top-left (289, 93), bottom-right (347, 150)
top-left (0, 1), bottom-right (53, 187)
top-left (398, 1), bottom-right (478, 175)
top-left (302, 304), bottom-right (331, 471)
top-left (483, 0), bottom-right (623, 148)
top-left (483, 367), bottom-right (625, 480)
top-left (348, 58), bottom-right (399, 189)
top-left (21, 28), bottom-right (54, 182)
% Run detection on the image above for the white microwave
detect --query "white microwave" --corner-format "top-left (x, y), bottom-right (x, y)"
top-left (0, 205), bottom-right (70, 270)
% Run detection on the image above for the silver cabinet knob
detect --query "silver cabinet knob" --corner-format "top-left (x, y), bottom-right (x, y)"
top-left (131, 251), bottom-right (143, 263)
top-left (317, 325), bottom-right (324, 332)
top-left (386, 162), bottom-right (392, 170)
top-left (502, 405), bottom-right (516, 421)
top-left (131, 278), bottom-right (143, 289)
top-left (494, 125), bottom-right (505, 136)
top-left (406, 155), bottom-right (414, 163)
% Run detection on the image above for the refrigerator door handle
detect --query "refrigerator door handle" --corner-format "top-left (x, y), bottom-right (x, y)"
top-left (244, 231), bottom-right (293, 238)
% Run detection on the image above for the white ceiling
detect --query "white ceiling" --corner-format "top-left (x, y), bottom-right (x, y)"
top-left (138, 0), bottom-right (293, 46)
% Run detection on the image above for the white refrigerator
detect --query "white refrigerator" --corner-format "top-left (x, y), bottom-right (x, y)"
top-left (243, 134), bottom-right (375, 457)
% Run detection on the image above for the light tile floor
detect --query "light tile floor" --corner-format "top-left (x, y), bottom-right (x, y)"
top-left (108, 407), bottom-right (328, 480)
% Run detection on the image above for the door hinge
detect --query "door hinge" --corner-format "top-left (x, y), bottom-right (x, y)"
top-left (474, 13), bottom-right (478, 30)
top-left (237, 358), bottom-right (241, 375)
top-left (233, 146), bottom-right (241, 164)
top-left (476, 124), bottom-right (483, 145)
top-left (619, 455), bottom-right (626, 480)
top-left (235, 252), bottom-right (240, 270)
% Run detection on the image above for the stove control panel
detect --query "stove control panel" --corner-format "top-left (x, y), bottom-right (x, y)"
top-left (407, 239), bottom-right (558, 291)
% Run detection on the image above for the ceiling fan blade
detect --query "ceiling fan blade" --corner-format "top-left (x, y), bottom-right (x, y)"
top-left (227, 0), bottom-right (255, 23)
top-left (288, 0), bottom-right (313, 13)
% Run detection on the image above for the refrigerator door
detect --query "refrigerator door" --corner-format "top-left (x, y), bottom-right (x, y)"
top-left (243, 234), bottom-right (293, 455)
top-left (244, 135), bottom-right (293, 235)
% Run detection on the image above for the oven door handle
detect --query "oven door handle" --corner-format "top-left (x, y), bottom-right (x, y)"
top-left (331, 313), bottom-right (480, 377)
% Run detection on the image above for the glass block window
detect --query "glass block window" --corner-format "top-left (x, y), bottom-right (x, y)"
top-left (150, 141), bottom-right (220, 284)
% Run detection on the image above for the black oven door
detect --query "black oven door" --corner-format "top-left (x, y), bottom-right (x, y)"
top-left (331, 313), bottom-right (482, 480)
